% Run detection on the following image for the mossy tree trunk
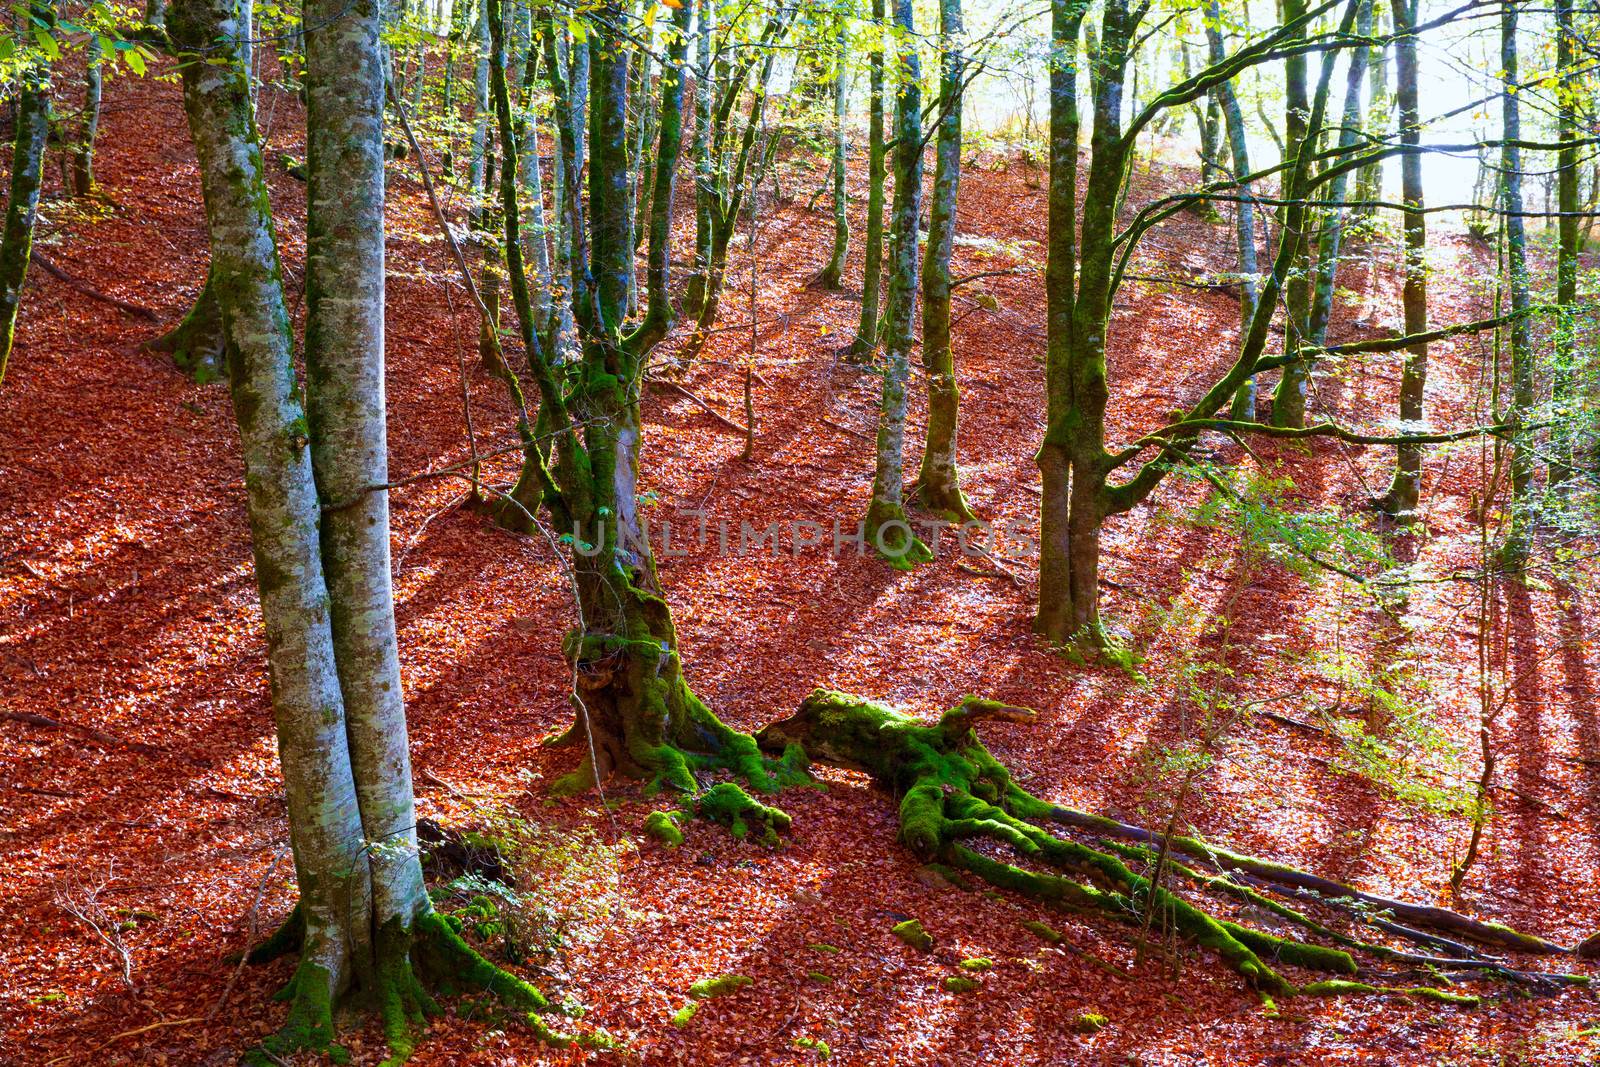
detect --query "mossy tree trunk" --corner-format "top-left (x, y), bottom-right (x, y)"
top-left (1551, 0), bottom-right (1579, 483)
top-left (68, 35), bottom-right (103, 198)
top-left (1205, 0), bottom-right (1259, 422)
top-left (1304, 0), bottom-right (1372, 350)
top-left (1376, 0), bottom-right (1427, 519)
top-left (0, 0), bottom-right (52, 391)
top-left (848, 0), bottom-right (887, 357)
top-left (817, 6), bottom-right (850, 290)
top-left (485, 0), bottom-right (798, 801)
top-left (171, 0), bottom-right (560, 1056)
top-left (863, 0), bottom-right (932, 568)
top-left (147, 267), bottom-right (230, 380)
top-left (914, 0), bottom-right (973, 524)
top-left (1035, 0), bottom-right (1361, 648)
top-left (1269, 0), bottom-right (1312, 428)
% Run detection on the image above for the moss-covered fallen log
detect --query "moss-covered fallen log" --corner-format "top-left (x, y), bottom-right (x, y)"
top-left (755, 689), bottom-right (1585, 997)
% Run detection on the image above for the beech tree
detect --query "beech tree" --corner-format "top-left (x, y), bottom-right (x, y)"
top-left (167, 0), bottom-right (559, 1056)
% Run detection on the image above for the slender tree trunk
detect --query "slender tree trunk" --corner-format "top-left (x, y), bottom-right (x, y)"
top-left (0, 0), bottom-right (51, 390)
top-left (69, 35), bottom-right (102, 198)
top-left (1499, 0), bottom-right (1535, 564)
top-left (817, 8), bottom-right (850, 290)
top-left (915, 0), bottom-right (973, 523)
top-left (1035, 0), bottom-right (1085, 641)
top-left (863, 0), bottom-right (930, 567)
top-left (1552, 0), bottom-right (1579, 483)
top-left (1376, 0), bottom-right (1427, 518)
top-left (1207, 0), bottom-right (1259, 421)
top-left (1352, 0), bottom-right (1387, 218)
top-left (1305, 0), bottom-right (1372, 347)
top-left (685, 0), bottom-right (715, 314)
top-left (1271, 0), bottom-right (1312, 427)
top-left (849, 0), bottom-right (887, 356)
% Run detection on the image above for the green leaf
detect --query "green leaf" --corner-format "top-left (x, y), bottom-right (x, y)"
top-left (124, 47), bottom-right (145, 75)
top-left (32, 26), bottom-right (59, 61)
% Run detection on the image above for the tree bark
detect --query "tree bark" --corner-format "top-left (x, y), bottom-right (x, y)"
top-left (1271, 0), bottom-right (1313, 427)
top-left (915, 0), bottom-right (973, 523)
top-left (0, 0), bottom-right (51, 391)
top-left (1206, 0), bottom-right (1259, 421)
top-left (1376, 0), bottom-right (1427, 519)
top-left (1552, 0), bottom-right (1579, 483)
top-left (1499, 0), bottom-right (1535, 564)
top-left (817, 8), bottom-right (850, 290)
top-left (863, 0), bottom-right (931, 568)
top-left (848, 0), bottom-right (887, 356)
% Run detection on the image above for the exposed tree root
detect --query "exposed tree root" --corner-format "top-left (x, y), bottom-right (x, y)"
top-left (756, 690), bottom-right (1589, 999)
top-left (241, 904), bottom-right (573, 1065)
top-left (145, 271), bottom-right (227, 380)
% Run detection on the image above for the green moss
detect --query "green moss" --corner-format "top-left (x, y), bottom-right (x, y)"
top-left (1021, 920), bottom-right (1062, 944)
top-left (1405, 986), bottom-right (1480, 1007)
top-left (1074, 1012), bottom-right (1108, 1034)
top-left (688, 973), bottom-right (753, 999)
top-left (891, 918), bottom-right (933, 952)
top-left (246, 902), bottom-right (305, 964)
top-left (695, 782), bottom-right (791, 845)
top-left (671, 1003), bottom-right (698, 1027)
top-left (1300, 979), bottom-right (1380, 996)
top-left (643, 810), bottom-right (684, 846)
top-left (794, 1035), bottom-right (832, 1059)
top-left (942, 975), bottom-right (981, 993)
top-left (959, 957), bottom-right (993, 971)
top-left (807, 971), bottom-right (835, 984)
top-left (808, 943), bottom-right (842, 954)
top-left (247, 959), bottom-right (339, 1065)
top-left (1220, 921), bottom-right (1358, 975)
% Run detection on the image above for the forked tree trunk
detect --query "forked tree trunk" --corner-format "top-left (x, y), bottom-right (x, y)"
top-left (915, 0), bottom-right (973, 523)
top-left (0, 1), bottom-right (51, 391)
top-left (169, 0), bottom-right (372, 1035)
top-left (173, 0), bottom-right (557, 1056)
top-left (863, 0), bottom-right (930, 568)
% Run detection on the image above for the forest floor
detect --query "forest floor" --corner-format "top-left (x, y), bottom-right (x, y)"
top-left (5, 67), bottom-right (1600, 1067)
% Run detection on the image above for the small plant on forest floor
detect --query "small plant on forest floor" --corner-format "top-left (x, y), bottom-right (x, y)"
top-left (1314, 652), bottom-right (1475, 818)
top-left (429, 809), bottom-right (637, 968)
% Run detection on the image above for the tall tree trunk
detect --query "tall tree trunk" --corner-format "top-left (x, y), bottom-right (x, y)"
top-left (817, 7), bottom-right (850, 290)
top-left (1206, 0), bottom-right (1260, 421)
top-left (915, 0), bottom-right (973, 523)
top-left (848, 0), bottom-right (887, 356)
top-left (304, 0), bottom-right (431, 1015)
top-left (0, 0), bottom-right (51, 391)
top-left (1271, 0), bottom-right (1312, 427)
top-left (69, 35), bottom-right (102, 198)
top-left (1377, 0), bottom-right (1427, 517)
top-left (685, 0), bottom-right (715, 314)
top-left (519, 2), bottom-right (803, 809)
top-left (169, 0), bottom-right (372, 1041)
top-left (1305, 0), bottom-right (1372, 347)
top-left (863, 0), bottom-right (930, 568)
top-left (1351, 0), bottom-right (1387, 218)
top-left (1499, 0), bottom-right (1535, 564)
top-left (1034, 0), bottom-right (1085, 641)
top-left (172, 0), bottom-right (558, 1054)
top-left (1552, 0), bottom-right (1579, 483)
